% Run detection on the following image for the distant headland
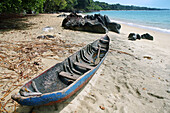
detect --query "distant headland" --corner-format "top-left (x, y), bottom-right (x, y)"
top-left (92, 2), bottom-right (169, 11)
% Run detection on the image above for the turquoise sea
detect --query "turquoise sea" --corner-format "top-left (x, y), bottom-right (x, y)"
top-left (87, 10), bottom-right (170, 33)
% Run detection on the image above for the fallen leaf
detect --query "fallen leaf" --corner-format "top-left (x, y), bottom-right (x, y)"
top-left (143, 56), bottom-right (153, 60)
top-left (149, 100), bottom-right (153, 103)
top-left (99, 106), bottom-right (105, 110)
top-left (143, 88), bottom-right (146, 90)
top-left (23, 75), bottom-right (29, 79)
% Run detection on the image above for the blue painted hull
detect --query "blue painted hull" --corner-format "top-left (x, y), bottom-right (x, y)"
top-left (16, 53), bottom-right (107, 106)
top-left (12, 35), bottom-right (110, 106)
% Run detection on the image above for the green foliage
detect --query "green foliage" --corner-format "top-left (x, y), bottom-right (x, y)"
top-left (0, 0), bottom-right (45, 13)
top-left (0, 0), bottom-right (161, 14)
top-left (94, 1), bottom-right (110, 10)
top-left (65, 0), bottom-right (78, 11)
top-left (86, 1), bottom-right (102, 11)
top-left (75, 0), bottom-right (91, 10)
top-left (22, 0), bottom-right (45, 13)
top-left (43, 0), bottom-right (67, 12)
top-left (0, 0), bottom-right (22, 13)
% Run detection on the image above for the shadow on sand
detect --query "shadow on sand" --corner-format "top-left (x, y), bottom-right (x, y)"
top-left (0, 14), bottom-right (38, 33)
top-left (14, 83), bottom-right (88, 113)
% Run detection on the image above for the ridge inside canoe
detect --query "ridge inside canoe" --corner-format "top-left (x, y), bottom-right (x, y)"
top-left (11, 35), bottom-right (110, 106)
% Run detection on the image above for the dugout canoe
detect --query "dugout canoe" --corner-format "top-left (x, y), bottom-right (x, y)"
top-left (11, 35), bottom-right (110, 106)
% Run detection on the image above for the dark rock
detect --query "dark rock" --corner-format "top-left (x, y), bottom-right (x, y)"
top-left (107, 22), bottom-right (121, 33)
top-left (97, 15), bottom-right (106, 26)
top-left (128, 33), bottom-right (141, 41)
top-left (37, 35), bottom-right (55, 39)
top-left (57, 14), bottom-right (67, 17)
top-left (84, 15), bottom-right (90, 19)
top-left (69, 12), bottom-right (82, 18)
top-left (62, 13), bottom-right (121, 34)
top-left (46, 35), bottom-right (55, 38)
top-left (37, 35), bottom-right (46, 39)
top-left (90, 15), bottom-right (95, 20)
top-left (62, 18), bottom-right (69, 27)
top-left (128, 33), bottom-right (136, 41)
top-left (136, 34), bottom-right (141, 40)
top-left (64, 19), bottom-right (107, 33)
top-left (83, 21), bottom-right (108, 33)
top-left (141, 33), bottom-right (153, 40)
top-left (62, 13), bottom-right (108, 33)
top-left (104, 15), bottom-right (111, 26)
top-left (84, 15), bottom-right (95, 20)
top-left (62, 13), bottom-right (83, 28)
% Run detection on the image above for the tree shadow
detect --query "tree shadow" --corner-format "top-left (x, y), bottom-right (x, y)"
top-left (0, 14), bottom-right (38, 33)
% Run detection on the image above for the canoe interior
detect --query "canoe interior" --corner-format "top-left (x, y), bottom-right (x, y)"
top-left (19, 35), bottom-right (110, 95)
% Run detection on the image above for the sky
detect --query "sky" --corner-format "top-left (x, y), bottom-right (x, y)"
top-left (94, 0), bottom-right (170, 9)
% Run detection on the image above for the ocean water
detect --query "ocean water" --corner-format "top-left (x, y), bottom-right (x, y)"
top-left (86, 10), bottom-right (170, 33)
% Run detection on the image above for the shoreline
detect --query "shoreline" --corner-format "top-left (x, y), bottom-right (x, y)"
top-left (111, 19), bottom-right (170, 34)
top-left (120, 22), bottom-right (170, 52)
top-left (86, 10), bottom-right (170, 34)
top-left (0, 13), bottom-right (170, 112)
top-left (99, 9), bottom-right (169, 11)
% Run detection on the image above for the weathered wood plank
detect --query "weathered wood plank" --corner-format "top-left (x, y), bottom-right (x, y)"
top-left (74, 62), bottom-right (94, 70)
top-left (100, 38), bottom-right (109, 43)
top-left (59, 71), bottom-right (78, 80)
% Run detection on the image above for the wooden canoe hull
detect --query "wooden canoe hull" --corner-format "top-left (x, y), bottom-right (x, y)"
top-left (13, 53), bottom-right (107, 106)
top-left (12, 35), bottom-right (110, 106)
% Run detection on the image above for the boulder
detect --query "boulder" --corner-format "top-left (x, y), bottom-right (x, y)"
top-left (141, 33), bottom-right (154, 40)
top-left (83, 21), bottom-right (108, 33)
top-left (63, 18), bottom-right (107, 33)
top-left (136, 34), bottom-right (141, 40)
top-left (107, 22), bottom-right (121, 33)
top-left (96, 15), bottom-right (106, 26)
top-left (104, 15), bottom-right (111, 26)
top-left (128, 33), bottom-right (141, 41)
top-left (62, 13), bottom-right (121, 34)
top-left (85, 15), bottom-right (95, 20)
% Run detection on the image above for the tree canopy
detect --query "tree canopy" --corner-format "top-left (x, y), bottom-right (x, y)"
top-left (0, 0), bottom-right (162, 14)
top-left (0, 0), bottom-right (46, 13)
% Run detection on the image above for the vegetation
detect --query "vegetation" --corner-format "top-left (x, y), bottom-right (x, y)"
top-left (93, 2), bottom-right (161, 10)
top-left (43, 0), bottom-right (67, 13)
top-left (0, 0), bottom-right (46, 13)
top-left (0, 0), bottom-right (163, 14)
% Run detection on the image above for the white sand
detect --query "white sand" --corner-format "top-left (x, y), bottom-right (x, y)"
top-left (0, 14), bottom-right (170, 113)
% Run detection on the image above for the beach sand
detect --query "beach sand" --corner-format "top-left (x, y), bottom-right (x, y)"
top-left (0, 13), bottom-right (170, 113)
